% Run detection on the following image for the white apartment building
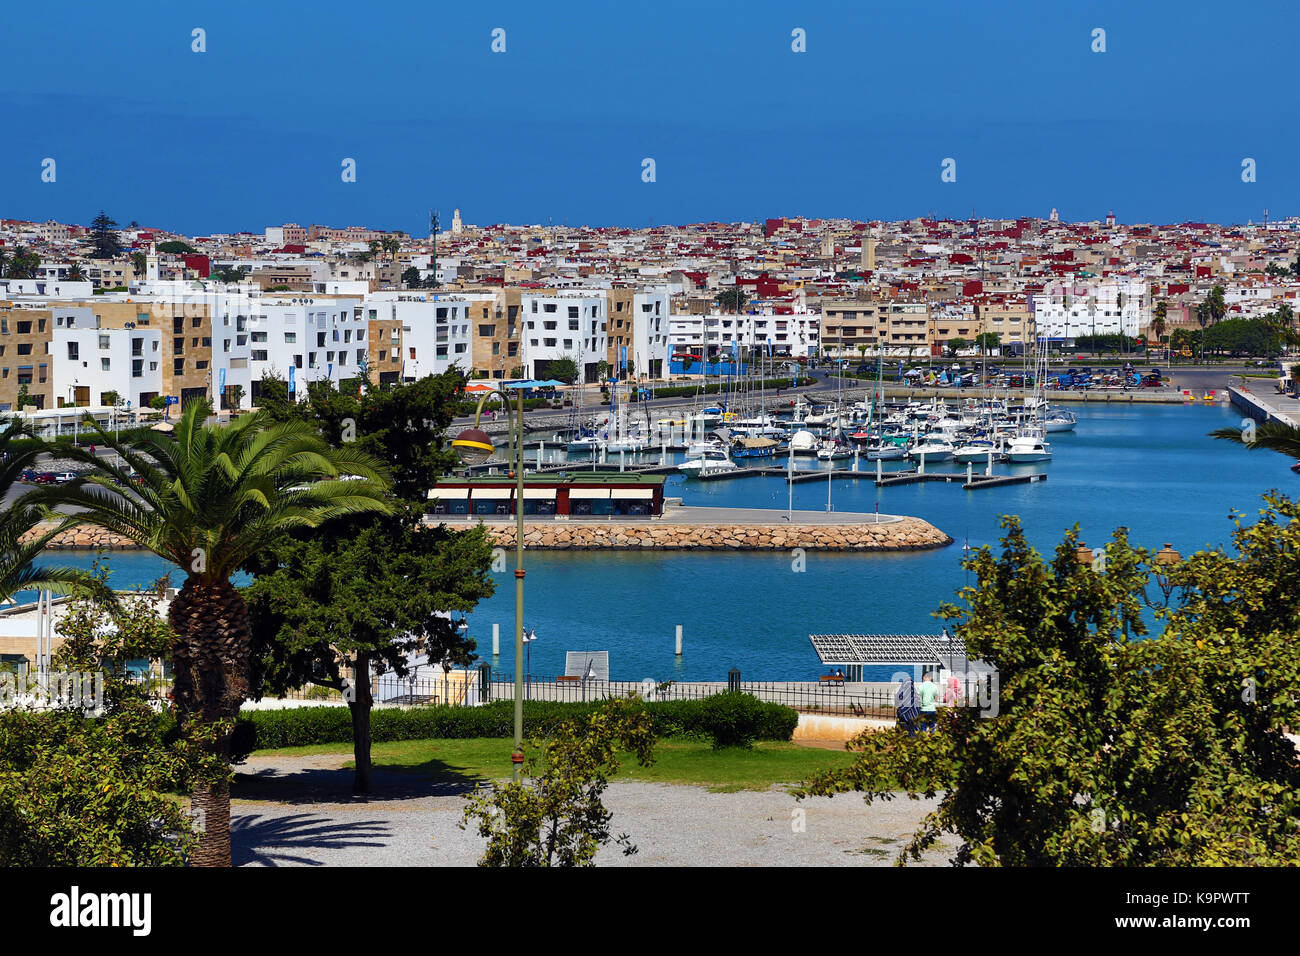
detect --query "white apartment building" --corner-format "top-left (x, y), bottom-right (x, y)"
top-left (630, 290), bottom-right (670, 377)
top-left (668, 310), bottom-right (821, 358)
top-left (364, 292), bottom-right (475, 381)
top-left (521, 292), bottom-right (608, 383)
top-left (52, 325), bottom-right (163, 410)
top-left (246, 295), bottom-right (368, 403)
top-left (1030, 278), bottom-right (1149, 340)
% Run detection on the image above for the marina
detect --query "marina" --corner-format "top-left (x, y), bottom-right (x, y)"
top-left (48, 400), bottom-right (1290, 682)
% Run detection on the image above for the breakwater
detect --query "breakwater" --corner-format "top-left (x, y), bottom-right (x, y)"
top-left (485, 516), bottom-right (951, 551)
top-left (24, 511), bottom-right (952, 553)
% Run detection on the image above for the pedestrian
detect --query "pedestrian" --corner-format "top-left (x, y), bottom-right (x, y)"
top-left (89, 444), bottom-right (95, 456)
top-left (895, 673), bottom-right (919, 736)
top-left (917, 671), bottom-right (940, 732)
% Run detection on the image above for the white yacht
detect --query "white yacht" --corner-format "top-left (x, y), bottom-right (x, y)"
top-left (677, 449), bottom-right (738, 476)
top-left (908, 436), bottom-right (955, 463)
top-left (953, 439), bottom-right (1001, 463)
top-left (1006, 434), bottom-right (1052, 463)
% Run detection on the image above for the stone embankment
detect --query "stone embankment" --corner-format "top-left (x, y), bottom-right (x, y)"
top-left (20, 525), bottom-right (135, 550)
top-left (488, 517), bottom-right (950, 551)
top-left (25, 517), bottom-right (952, 553)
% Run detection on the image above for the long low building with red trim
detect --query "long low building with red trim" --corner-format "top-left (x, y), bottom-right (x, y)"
top-left (428, 474), bottom-right (665, 518)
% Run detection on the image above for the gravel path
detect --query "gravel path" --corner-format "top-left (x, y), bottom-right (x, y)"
top-left (230, 752), bottom-right (955, 867)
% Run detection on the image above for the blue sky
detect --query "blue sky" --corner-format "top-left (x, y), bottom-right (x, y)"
top-left (0, 0), bottom-right (1290, 234)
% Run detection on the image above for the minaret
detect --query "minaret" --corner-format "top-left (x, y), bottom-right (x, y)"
top-left (145, 241), bottom-right (160, 282)
top-left (452, 208), bottom-right (463, 236)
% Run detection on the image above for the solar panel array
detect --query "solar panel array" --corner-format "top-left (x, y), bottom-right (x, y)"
top-left (808, 633), bottom-right (971, 666)
top-left (564, 650), bottom-right (610, 681)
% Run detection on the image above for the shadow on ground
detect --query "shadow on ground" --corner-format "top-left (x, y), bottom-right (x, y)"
top-left (232, 758), bottom-right (487, 805)
top-left (232, 813), bottom-right (392, 866)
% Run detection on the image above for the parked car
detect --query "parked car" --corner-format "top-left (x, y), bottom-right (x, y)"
top-left (53, 471), bottom-right (77, 484)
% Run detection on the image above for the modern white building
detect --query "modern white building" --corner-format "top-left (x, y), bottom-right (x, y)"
top-left (629, 290), bottom-right (670, 377)
top-left (245, 295), bottom-right (368, 403)
top-left (51, 325), bottom-right (163, 410)
top-left (1030, 278), bottom-right (1149, 341)
top-left (521, 292), bottom-right (608, 382)
top-left (362, 292), bottom-right (475, 381)
top-left (669, 309), bottom-right (821, 359)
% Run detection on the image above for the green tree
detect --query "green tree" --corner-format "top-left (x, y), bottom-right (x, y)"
top-left (130, 251), bottom-right (147, 275)
top-left (549, 355), bottom-right (580, 385)
top-left (41, 400), bottom-right (393, 866)
top-left (0, 418), bottom-right (96, 603)
top-left (4, 246), bottom-right (41, 279)
top-left (243, 374), bottom-right (495, 792)
top-left (461, 697), bottom-right (656, 866)
top-left (88, 211), bottom-right (121, 259)
top-left (974, 332), bottom-right (1000, 353)
top-left (0, 701), bottom-right (204, 866)
top-left (714, 287), bottom-right (749, 313)
top-left (401, 265), bottom-right (422, 289)
top-left (945, 337), bottom-right (970, 356)
top-left (800, 510), bottom-right (1300, 866)
top-left (212, 265), bottom-right (249, 284)
top-left (156, 240), bottom-right (198, 255)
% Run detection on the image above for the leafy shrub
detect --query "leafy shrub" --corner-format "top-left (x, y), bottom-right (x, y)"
top-left (697, 692), bottom-right (772, 749)
top-left (238, 694), bottom-right (797, 751)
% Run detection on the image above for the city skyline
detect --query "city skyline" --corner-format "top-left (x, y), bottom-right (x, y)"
top-left (1, 0), bottom-right (1294, 235)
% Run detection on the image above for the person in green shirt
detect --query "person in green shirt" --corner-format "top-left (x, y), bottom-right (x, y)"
top-left (917, 672), bottom-right (940, 732)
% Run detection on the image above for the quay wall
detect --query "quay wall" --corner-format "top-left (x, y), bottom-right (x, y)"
top-left (1229, 385), bottom-right (1299, 427)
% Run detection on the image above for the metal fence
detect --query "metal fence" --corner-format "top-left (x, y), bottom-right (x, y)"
top-left (123, 672), bottom-right (901, 716)
top-left (485, 676), bottom-right (898, 717)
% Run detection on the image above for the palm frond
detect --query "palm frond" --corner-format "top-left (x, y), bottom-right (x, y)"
top-left (1210, 422), bottom-right (1300, 459)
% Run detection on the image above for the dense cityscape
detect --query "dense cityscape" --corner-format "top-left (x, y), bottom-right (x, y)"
top-left (2, 209), bottom-right (1297, 415)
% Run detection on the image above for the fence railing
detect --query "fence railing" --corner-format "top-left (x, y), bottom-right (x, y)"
top-left (122, 672), bottom-right (903, 717)
top-left (484, 677), bottom-right (898, 717)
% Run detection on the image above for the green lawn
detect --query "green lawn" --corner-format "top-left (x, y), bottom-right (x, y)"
top-left (253, 737), bottom-right (860, 792)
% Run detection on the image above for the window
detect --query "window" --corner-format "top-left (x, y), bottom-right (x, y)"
top-left (283, 332), bottom-right (296, 343)
top-left (99, 334), bottom-right (111, 350)
top-left (101, 358), bottom-right (111, 371)
top-left (17, 344), bottom-right (32, 356)
top-left (174, 358), bottom-right (185, 374)
top-left (251, 350), bottom-right (268, 361)
top-left (66, 343), bottom-right (79, 360)
top-left (132, 359), bottom-right (143, 378)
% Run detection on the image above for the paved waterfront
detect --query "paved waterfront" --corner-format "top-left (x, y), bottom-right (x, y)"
top-left (1231, 383), bottom-right (1300, 427)
top-left (230, 751), bottom-right (953, 867)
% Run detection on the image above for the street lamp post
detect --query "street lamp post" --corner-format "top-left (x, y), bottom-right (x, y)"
top-left (452, 385), bottom-right (528, 782)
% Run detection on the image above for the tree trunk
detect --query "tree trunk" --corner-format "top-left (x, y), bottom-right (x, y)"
top-left (349, 652), bottom-right (374, 794)
top-left (169, 578), bottom-right (251, 868)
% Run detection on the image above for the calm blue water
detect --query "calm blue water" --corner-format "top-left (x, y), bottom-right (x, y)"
top-left (50, 403), bottom-right (1291, 681)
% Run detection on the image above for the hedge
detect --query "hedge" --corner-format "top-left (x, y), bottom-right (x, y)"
top-left (236, 695), bottom-right (798, 754)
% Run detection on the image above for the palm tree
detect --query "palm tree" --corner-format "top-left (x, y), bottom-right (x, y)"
top-left (0, 418), bottom-right (94, 603)
top-left (42, 401), bottom-right (393, 866)
top-left (1210, 420), bottom-right (1300, 459)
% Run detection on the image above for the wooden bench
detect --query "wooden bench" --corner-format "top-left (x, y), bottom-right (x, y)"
top-left (556, 675), bottom-right (583, 684)
top-left (818, 675), bottom-right (845, 684)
